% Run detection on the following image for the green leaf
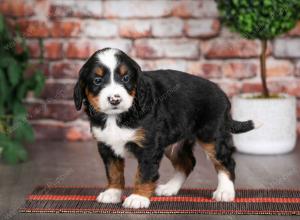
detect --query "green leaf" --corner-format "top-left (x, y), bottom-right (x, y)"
top-left (13, 118), bottom-right (34, 142)
top-left (0, 69), bottom-right (9, 106)
top-left (8, 59), bottom-right (22, 86)
top-left (0, 56), bottom-right (13, 68)
top-left (216, 0), bottom-right (300, 39)
top-left (0, 132), bottom-right (10, 144)
top-left (0, 14), bottom-right (4, 33)
top-left (2, 142), bottom-right (19, 164)
top-left (17, 80), bottom-right (31, 100)
top-left (13, 101), bottom-right (27, 116)
top-left (2, 141), bottom-right (28, 164)
top-left (33, 70), bottom-right (45, 96)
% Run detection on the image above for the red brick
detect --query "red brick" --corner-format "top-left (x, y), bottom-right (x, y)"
top-left (31, 120), bottom-right (92, 141)
top-left (104, 0), bottom-right (171, 18)
top-left (203, 39), bottom-right (261, 58)
top-left (137, 59), bottom-right (187, 72)
top-left (96, 39), bottom-right (132, 53)
top-left (50, 21), bottom-right (81, 37)
top-left (17, 19), bottom-right (49, 38)
top-left (288, 21), bottom-right (300, 36)
top-left (296, 61), bottom-right (300, 77)
top-left (65, 120), bottom-right (92, 141)
top-left (27, 40), bottom-right (42, 58)
top-left (297, 100), bottom-right (300, 119)
top-left (0, 0), bottom-right (34, 17)
top-left (242, 82), bottom-right (262, 93)
top-left (66, 41), bottom-right (92, 59)
top-left (214, 81), bottom-right (241, 97)
top-left (49, 0), bottom-right (102, 18)
top-left (31, 121), bottom-right (67, 140)
top-left (241, 82), bottom-right (263, 93)
top-left (50, 61), bottom-right (84, 79)
top-left (187, 61), bottom-right (222, 78)
top-left (185, 19), bottom-right (220, 38)
top-left (222, 61), bottom-right (257, 79)
top-left (152, 18), bottom-right (184, 37)
top-left (119, 20), bottom-right (151, 39)
top-left (172, 0), bottom-right (218, 18)
top-left (25, 62), bottom-right (49, 78)
top-left (13, 39), bottom-right (41, 58)
top-left (274, 39), bottom-right (300, 58)
top-left (40, 81), bottom-right (75, 100)
top-left (44, 41), bottom-right (63, 60)
top-left (266, 59), bottom-right (294, 77)
top-left (83, 20), bottom-right (118, 38)
top-left (66, 40), bottom-right (132, 59)
top-left (26, 101), bottom-right (81, 121)
top-left (241, 81), bottom-right (286, 94)
top-left (281, 80), bottom-right (300, 97)
top-left (135, 39), bottom-right (199, 59)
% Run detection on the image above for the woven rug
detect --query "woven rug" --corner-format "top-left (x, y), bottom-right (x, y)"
top-left (19, 186), bottom-right (300, 215)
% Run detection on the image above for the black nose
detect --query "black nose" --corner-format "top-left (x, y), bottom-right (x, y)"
top-left (108, 95), bottom-right (122, 106)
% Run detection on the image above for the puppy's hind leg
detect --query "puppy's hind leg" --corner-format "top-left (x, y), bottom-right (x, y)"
top-left (155, 139), bottom-right (196, 196)
top-left (199, 132), bottom-right (236, 202)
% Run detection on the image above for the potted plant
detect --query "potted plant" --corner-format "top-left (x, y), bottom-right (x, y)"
top-left (0, 14), bottom-right (45, 164)
top-left (216, 0), bottom-right (300, 154)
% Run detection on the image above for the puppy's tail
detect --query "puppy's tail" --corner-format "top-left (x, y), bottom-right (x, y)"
top-left (230, 119), bottom-right (262, 134)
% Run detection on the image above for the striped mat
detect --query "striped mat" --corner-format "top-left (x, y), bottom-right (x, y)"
top-left (20, 186), bottom-right (300, 215)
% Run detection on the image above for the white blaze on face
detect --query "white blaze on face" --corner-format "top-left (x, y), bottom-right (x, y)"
top-left (97, 49), bottom-right (134, 115)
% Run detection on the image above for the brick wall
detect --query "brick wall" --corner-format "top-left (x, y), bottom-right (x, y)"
top-left (1, 0), bottom-right (300, 141)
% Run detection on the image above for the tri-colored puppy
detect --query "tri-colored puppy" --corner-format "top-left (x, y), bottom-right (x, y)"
top-left (73, 48), bottom-right (256, 209)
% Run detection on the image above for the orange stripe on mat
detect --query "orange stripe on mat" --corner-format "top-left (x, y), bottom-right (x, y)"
top-left (27, 195), bottom-right (300, 203)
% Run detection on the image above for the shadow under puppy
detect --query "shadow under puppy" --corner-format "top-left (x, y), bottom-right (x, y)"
top-left (73, 48), bottom-right (256, 209)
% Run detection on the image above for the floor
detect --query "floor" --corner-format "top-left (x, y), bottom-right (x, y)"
top-left (0, 140), bottom-right (300, 220)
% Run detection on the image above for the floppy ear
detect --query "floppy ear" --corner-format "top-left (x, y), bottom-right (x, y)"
top-left (136, 75), bottom-right (153, 115)
top-left (73, 81), bottom-right (83, 111)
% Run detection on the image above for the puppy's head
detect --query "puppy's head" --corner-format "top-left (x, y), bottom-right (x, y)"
top-left (74, 48), bottom-right (141, 115)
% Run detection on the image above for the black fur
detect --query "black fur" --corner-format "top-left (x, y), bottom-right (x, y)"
top-left (74, 48), bottom-right (254, 186)
top-left (230, 119), bottom-right (255, 134)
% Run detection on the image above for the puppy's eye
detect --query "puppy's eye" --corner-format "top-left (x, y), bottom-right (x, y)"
top-left (93, 77), bottom-right (102, 85)
top-left (122, 74), bottom-right (129, 83)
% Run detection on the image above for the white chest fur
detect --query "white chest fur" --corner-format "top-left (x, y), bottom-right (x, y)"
top-left (91, 116), bottom-right (137, 158)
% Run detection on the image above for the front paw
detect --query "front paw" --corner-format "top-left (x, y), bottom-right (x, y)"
top-left (96, 188), bottom-right (122, 203)
top-left (155, 184), bottom-right (179, 196)
top-left (213, 186), bottom-right (235, 202)
top-left (122, 194), bottom-right (150, 209)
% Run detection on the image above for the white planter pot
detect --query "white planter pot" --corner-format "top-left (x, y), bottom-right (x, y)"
top-left (232, 93), bottom-right (297, 155)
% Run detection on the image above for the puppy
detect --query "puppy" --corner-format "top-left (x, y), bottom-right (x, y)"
top-left (73, 48), bottom-right (256, 209)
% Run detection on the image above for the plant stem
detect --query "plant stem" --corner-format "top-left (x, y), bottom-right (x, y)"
top-left (260, 39), bottom-right (269, 97)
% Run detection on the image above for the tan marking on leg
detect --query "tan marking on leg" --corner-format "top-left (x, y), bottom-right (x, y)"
top-left (133, 167), bottom-right (155, 198)
top-left (107, 159), bottom-right (125, 189)
top-left (133, 128), bottom-right (145, 148)
top-left (85, 88), bottom-right (101, 112)
top-left (198, 141), bottom-right (231, 177)
top-left (164, 142), bottom-right (194, 176)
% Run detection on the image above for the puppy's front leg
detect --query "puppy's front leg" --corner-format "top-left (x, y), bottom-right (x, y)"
top-left (123, 153), bottom-right (162, 209)
top-left (96, 143), bottom-right (125, 204)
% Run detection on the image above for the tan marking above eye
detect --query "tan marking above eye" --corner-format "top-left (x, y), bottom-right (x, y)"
top-left (119, 64), bottom-right (128, 76)
top-left (95, 67), bottom-right (104, 77)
